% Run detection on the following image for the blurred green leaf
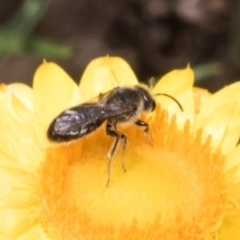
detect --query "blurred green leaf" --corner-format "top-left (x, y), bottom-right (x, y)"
top-left (28, 37), bottom-right (74, 58)
top-left (0, 0), bottom-right (73, 59)
top-left (7, 0), bottom-right (51, 34)
top-left (0, 29), bottom-right (73, 58)
top-left (0, 30), bottom-right (27, 54)
top-left (193, 62), bottom-right (222, 82)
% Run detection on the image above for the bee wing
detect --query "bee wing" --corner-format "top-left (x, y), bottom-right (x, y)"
top-left (47, 103), bottom-right (133, 142)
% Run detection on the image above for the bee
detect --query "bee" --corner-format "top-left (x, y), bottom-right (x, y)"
top-left (47, 84), bottom-right (183, 186)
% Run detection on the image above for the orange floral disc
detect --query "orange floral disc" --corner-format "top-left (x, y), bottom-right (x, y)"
top-left (39, 106), bottom-right (227, 240)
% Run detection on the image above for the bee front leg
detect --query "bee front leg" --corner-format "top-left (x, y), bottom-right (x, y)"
top-left (135, 119), bottom-right (152, 146)
top-left (106, 120), bottom-right (127, 186)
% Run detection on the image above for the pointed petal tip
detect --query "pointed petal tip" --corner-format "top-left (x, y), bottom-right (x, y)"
top-left (79, 55), bottom-right (138, 100)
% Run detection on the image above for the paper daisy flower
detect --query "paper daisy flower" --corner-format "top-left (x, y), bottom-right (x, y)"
top-left (0, 56), bottom-right (240, 240)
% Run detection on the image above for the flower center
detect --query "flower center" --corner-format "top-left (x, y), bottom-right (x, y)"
top-left (39, 106), bottom-right (227, 240)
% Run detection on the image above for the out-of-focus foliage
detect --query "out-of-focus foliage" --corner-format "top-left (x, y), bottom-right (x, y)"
top-left (0, 0), bottom-right (239, 91)
top-left (0, 0), bottom-right (73, 58)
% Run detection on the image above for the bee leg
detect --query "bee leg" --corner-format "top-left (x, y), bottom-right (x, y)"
top-left (106, 120), bottom-right (127, 186)
top-left (135, 119), bottom-right (152, 146)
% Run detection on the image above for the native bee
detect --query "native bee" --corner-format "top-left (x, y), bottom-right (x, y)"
top-left (47, 84), bottom-right (183, 186)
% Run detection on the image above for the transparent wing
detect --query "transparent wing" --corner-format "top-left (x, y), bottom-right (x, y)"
top-left (47, 103), bottom-right (133, 142)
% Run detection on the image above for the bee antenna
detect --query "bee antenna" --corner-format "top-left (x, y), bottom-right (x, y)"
top-left (154, 93), bottom-right (183, 111)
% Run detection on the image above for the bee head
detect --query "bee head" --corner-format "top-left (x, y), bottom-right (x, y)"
top-left (135, 84), bottom-right (183, 113)
top-left (135, 86), bottom-right (156, 112)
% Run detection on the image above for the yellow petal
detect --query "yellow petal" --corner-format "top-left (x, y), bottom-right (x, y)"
top-left (0, 209), bottom-right (38, 238)
top-left (0, 157), bottom-right (41, 239)
top-left (11, 94), bottom-right (47, 151)
top-left (219, 217), bottom-right (240, 240)
top-left (14, 223), bottom-right (52, 240)
top-left (226, 144), bottom-right (240, 179)
top-left (0, 164), bottom-right (36, 209)
top-left (79, 56), bottom-right (138, 100)
top-left (220, 103), bottom-right (240, 154)
top-left (153, 65), bottom-right (195, 125)
top-left (9, 83), bottom-right (34, 111)
top-left (192, 87), bottom-right (211, 114)
top-left (33, 61), bottom-right (84, 123)
top-left (0, 83), bottom-right (34, 112)
top-left (0, 100), bottom-right (44, 171)
top-left (201, 81), bottom-right (240, 119)
top-left (201, 101), bottom-right (240, 153)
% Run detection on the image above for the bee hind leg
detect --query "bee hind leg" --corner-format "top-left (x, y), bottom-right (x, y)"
top-left (106, 120), bottom-right (127, 186)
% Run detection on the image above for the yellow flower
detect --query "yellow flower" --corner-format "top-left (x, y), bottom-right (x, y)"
top-left (0, 56), bottom-right (240, 240)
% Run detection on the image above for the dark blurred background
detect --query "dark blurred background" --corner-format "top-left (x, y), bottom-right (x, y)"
top-left (0, 0), bottom-right (239, 92)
